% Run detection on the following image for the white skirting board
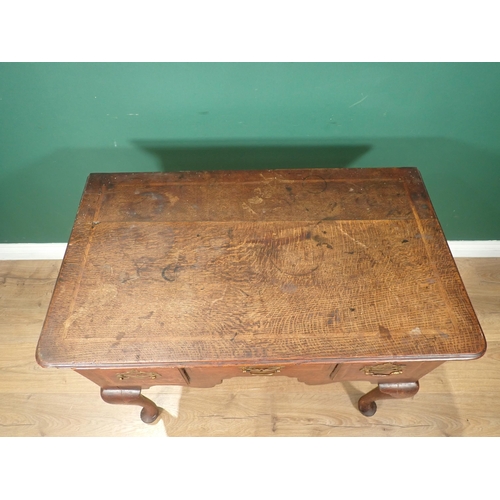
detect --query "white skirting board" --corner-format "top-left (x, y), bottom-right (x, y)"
top-left (0, 243), bottom-right (68, 260)
top-left (0, 241), bottom-right (500, 260)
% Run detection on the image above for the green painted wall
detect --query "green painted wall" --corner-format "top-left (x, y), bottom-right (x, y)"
top-left (1, 62), bottom-right (499, 242)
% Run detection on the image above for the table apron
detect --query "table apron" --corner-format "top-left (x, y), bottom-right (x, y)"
top-left (75, 360), bottom-right (445, 389)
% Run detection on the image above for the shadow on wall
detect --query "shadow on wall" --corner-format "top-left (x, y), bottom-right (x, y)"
top-left (132, 141), bottom-right (371, 171)
top-left (1, 137), bottom-right (499, 242)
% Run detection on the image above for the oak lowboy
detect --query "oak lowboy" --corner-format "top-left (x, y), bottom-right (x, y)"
top-left (36, 168), bottom-right (486, 424)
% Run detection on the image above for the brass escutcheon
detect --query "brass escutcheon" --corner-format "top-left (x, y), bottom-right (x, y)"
top-left (361, 363), bottom-right (405, 376)
top-left (116, 371), bottom-right (161, 381)
top-left (241, 366), bottom-right (282, 376)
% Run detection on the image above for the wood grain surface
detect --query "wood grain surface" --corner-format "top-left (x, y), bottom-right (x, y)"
top-left (1, 258), bottom-right (498, 436)
top-left (36, 169), bottom-right (485, 368)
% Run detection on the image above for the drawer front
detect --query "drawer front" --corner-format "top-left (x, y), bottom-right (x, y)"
top-left (75, 367), bottom-right (190, 388)
top-left (330, 361), bottom-right (444, 383)
top-left (186, 363), bottom-right (337, 388)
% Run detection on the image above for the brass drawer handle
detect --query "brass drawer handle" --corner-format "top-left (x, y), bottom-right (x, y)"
top-left (116, 371), bottom-right (161, 381)
top-left (361, 363), bottom-right (405, 376)
top-left (242, 366), bottom-right (282, 376)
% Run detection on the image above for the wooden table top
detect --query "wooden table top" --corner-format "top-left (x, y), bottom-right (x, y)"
top-left (36, 168), bottom-right (486, 369)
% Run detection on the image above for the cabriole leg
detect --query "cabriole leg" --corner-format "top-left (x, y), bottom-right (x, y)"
top-left (358, 381), bottom-right (420, 417)
top-left (101, 387), bottom-right (159, 423)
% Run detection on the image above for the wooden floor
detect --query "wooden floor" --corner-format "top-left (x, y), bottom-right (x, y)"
top-left (1, 258), bottom-right (499, 437)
